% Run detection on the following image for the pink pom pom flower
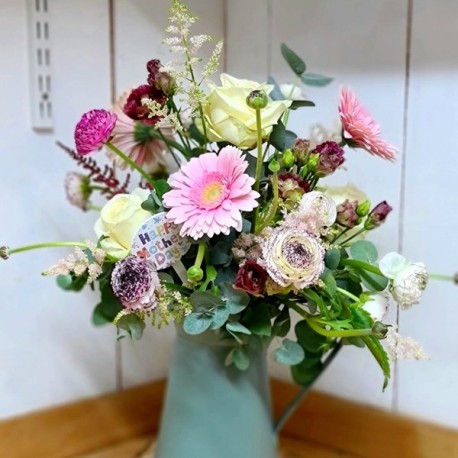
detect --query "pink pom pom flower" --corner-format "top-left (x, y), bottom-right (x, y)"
top-left (339, 88), bottom-right (397, 161)
top-left (74, 109), bottom-right (117, 155)
top-left (163, 146), bottom-right (260, 239)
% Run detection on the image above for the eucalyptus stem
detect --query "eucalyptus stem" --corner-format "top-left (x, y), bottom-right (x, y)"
top-left (331, 227), bottom-right (350, 244)
top-left (105, 142), bottom-right (154, 185)
top-left (340, 227), bottom-right (367, 246)
top-left (252, 108), bottom-right (264, 233)
top-left (429, 273), bottom-right (458, 284)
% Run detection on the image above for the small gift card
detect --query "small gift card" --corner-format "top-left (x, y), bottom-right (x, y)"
top-left (132, 212), bottom-right (190, 270)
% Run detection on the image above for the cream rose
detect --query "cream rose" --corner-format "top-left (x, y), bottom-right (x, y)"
top-left (202, 74), bottom-right (291, 149)
top-left (94, 188), bottom-right (151, 260)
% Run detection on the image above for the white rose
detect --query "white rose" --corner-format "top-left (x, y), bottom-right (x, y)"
top-left (94, 188), bottom-right (151, 260)
top-left (392, 263), bottom-right (428, 310)
top-left (202, 73), bottom-right (291, 149)
top-left (363, 293), bottom-right (389, 321)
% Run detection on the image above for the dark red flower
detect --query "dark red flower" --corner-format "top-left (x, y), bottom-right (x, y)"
top-left (234, 260), bottom-right (268, 296)
top-left (365, 201), bottom-right (392, 229)
top-left (123, 84), bottom-right (167, 125)
top-left (313, 141), bottom-right (345, 177)
top-left (336, 199), bottom-right (359, 228)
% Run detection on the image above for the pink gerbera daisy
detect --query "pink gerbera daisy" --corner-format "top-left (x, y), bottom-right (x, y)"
top-left (163, 146), bottom-right (260, 239)
top-left (339, 88), bottom-right (397, 161)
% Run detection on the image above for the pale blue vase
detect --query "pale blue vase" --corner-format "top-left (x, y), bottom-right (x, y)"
top-left (155, 327), bottom-right (277, 458)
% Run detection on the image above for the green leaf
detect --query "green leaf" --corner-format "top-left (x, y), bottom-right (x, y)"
top-left (219, 283), bottom-right (250, 314)
top-left (350, 240), bottom-right (378, 264)
top-left (281, 43), bottom-right (306, 75)
top-left (56, 274), bottom-right (73, 290)
top-left (284, 130), bottom-right (298, 149)
top-left (321, 268), bottom-right (337, 296)
top-left (269, 120), bottom-right (286, 151)
top-left (183, 312), bottom-right (213, 335)
top-left (360, 270), bottom-right (389, 292)
top-left (141, 193), bottom-right (158, 212)
top-left (295, 320), bottom-right (326, 353)
top-left (226, 322), bottom-right (252, 335)
top-left (325, 249), bottom-right (341, 270)
top-left (272, 306), bottom-right (290, 337)
top-left (153, 179), bottom-right (171, 200)
top-left (92, 297), bottom-right (122, 327)
top-left (209, 304), bottom-right (230, 330)
top-left (362, 336), bottom-right (391, 390)
top-left (189, 291), bottom-right (224, 311)
top-left (267, 76), bottom-right (284, 101)
top-left (289, 100), bottom-right (315, 109)
top-left (273, 339), bottom-right (305, 365)
top-left (117, 314), bottom-right (145, 340)
top-left (344, 336), bottom-right (366, 348)
top-left (291, 360), bottom-right (322, 387)
top-left (300, 73), bottom-right (333, 87)
top-left (350, 305), bottom-right (373, 328)
top-left (242, 303), bottom-right (272, 336)
top-left (233, 347), bottom-right (250, 371)
top-left (211, 240), bottom-right (232, 266)
top-left (188, 121), bottom-right (206, 145)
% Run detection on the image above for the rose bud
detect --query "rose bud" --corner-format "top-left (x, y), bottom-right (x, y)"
top-left (336, 199), bottom-right (359, 228)
top-left (234, 260), bottom-right (268, 296)
top-left (365, 201), bottom-right (393, 230)
top-left (313, 141), bottom-right (345, 177)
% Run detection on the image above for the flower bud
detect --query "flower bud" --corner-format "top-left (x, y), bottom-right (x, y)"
top-left (356, 200), bottom-right (371, 217)
top-left (307, 153), bottom-right (320, 172)
top-left (336, 199), bottom-right (359, 228)
top-left (292, 138), bottom-right (310, 165)
top-left (187, 266), bottom-right (204, 282)
top-left (313, 141), bottom-right (345, 177)
top-left (155, 72), bottom-right (176, 96)
top-left (364, 201), bottom-right (392, 230)
top-left (282, 149), bottom-right (295, 168)
top-left (234, 260), bottom-right (268, 296)
top-left (268, 159), bottom-right (281, 173)
top-left (0, 246), bottom-right (9, 260)
top-left (372, 321), bottom-right (389, 339)
top-left (246, 90), bottom-right (268, 110)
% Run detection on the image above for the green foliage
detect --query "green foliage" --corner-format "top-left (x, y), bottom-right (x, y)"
top-left (219, 283), bottom-right (250, 314)
top-left (362, 336), bottom-right (391, 390)
top-left (273, 339), bottom-right (305, 365)
top-left (272, 306), bottom-right (291, 337)
top-left (291, 358), bottom-right (322, 387)
top-left (295, 320), bottom-right (326, 353)
top-left (210, 240), bottom-right (233, 266)
top-left (152, 179), bottom-right (171, 200)
top-left (183, 312), bottom-right (213, 334)
top-left (269, 120), bottom-right (297, 151)
top-left (233, 347), bottom-right (250, 371)
top-left (141, 193), bottom-right (159, 212)
top-left (321, 268), bottom-right (337, 297)
top-left (267, 76), bottom-right (285, 101)
top-left (189, 291), bottom-right (224, 310)
top-left (242, 302), bottom-right (272, 336)
top-left (360, 271), bottom-right (389, 292)
top-left (56, 273), bottom-right (87, 292)
top-left (289, 100), bottom-right (315, 110)
top-left (300, 73), bottom-right (333, 87)
top-left (350, 240), bottom-right (378, 264)
top-left (208, 304), bottom-right (230, 330)
top-left (117, 314), bottom-right (145, 340)
top-left (188, 121), bottom-right (206, 145)
top-left (281, 43), bottom-right (306, 75)
top-left (226, 322), bottom-right (252, 335)
top-left (324, 248), bottom-right (341, 270)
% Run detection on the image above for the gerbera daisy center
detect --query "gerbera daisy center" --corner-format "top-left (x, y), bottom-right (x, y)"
top-left (197, 172), bottom-right (229, 209)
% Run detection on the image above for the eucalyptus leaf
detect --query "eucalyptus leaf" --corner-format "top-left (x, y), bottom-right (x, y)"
top-left (289, 100), bottom-right (315, 109)
top-left (273, 339), bottom-right (305, 365)
top-left (295, 320), bottom-right (326, 353)
top-left (350, 240), bottom-right (378, 264)
top-left (267, 76), bottom-right (284, 101)
top-left (269, 120), bottom-right (286, 151)
top-left (141, 193), bottom-right (158, 212)
top-left (209, 305), bottom-right (230, 330)
top-left (233, 347), bottom-right (250, 371)
top-left (56, 274), bottom-right (73, 291)
top-left (226, 322), bottom-right (252, 335)
top-left (189, 291), bottom-right (224, 311)
top-left (219, 283), bottom-right (250, 314)
top-left (242, 303), bottom-right (272, 336)
top-left (281, 43), bottom-right (306, 75)
top-left (272, 306), bottom-right (291, 337)
top-left (321, 268), bottom-right (337, 296)
top-left (284, 130), bottom-right (298, 149)
top-left (116, 314), bottom-right (145, 340)
top-left (183, 312), bottom-right (213, 335)
top-left (300, 73), bottom-right (333, 87)
top-left (325, 248), bottom-right (341, 270)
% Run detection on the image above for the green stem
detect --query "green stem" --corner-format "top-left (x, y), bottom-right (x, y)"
top-left (169, 98), bottom-right (193, 151)
top-left (155, 130), bottom-right (181, 167)
top-left (86, 204), bottom-right (102, 212)
top-left (336, 287), bottom-right (359, 302)
top-left (282, 76), bottom-right (300, 128)
top-left (331, 227), bottom-right (349, 244)
top-left (105, 142), bottom-right (154, 185)
top-left (340, 227), bottom-right (367, 246)
top-left (429, 273), bottom-right (457, 283)
top-left (308, 319), bottom-right (373, 338)
top-left (8, 242), bottom-right (88, 256)
top-left (257, 172), bottom-right (279, 234)
top-left (341, 258), bottom-right (383, 276)
top-left (194, 242), bottom-right (206, 269)
top-left (252, 108), bottom-right (264, 233)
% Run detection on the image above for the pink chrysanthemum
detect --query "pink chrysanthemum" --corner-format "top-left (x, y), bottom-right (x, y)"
top-left (74, 109), bottom-right (117, 155)
top-left (107, 92), bottom-right (174, 173)
top-left (339, 88), bottom-right (396, 161)
top-left (163, 146), bottom-right (260, 239)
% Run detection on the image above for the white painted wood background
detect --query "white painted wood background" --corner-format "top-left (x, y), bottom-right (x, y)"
top-left (0, 0), bottom-right (457, 429)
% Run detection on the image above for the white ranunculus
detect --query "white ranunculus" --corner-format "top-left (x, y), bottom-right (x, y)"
top-left (363, 293), bottom-right (389, 321)
top-left (298, 191), bottom-right (337, 227)
top-left (201, 73), bottom-right (291, 149)
top-left (392, 263), bottom-right (428, 310)
top-left (94, 188), bottom-right (151, 260)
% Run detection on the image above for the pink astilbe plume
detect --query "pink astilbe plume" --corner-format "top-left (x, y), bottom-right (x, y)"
top-left (339, 88), bottom-right (397, 161)
top-left (163, 146), bottom-right (259, 239)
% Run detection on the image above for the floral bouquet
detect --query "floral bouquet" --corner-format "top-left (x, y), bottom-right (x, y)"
top-left (2, 1), bottom-right (456, 457)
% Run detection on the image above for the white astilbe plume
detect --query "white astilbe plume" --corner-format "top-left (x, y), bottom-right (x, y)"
top-left (386, 326), bottom-right (429, 361)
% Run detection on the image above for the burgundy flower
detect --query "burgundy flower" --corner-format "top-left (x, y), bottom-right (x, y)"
top-left (123, 84), bottom-right (167, 125)
top-left (74, 109), bottom-right (117, 155)
top-left (111, 255), bottom-right (161, 311)
top-left (146, 59), bottom-right (175, 95)
top-left (314, 141), bottom-right (345, 177)
top-left (365, 201), bottom-right (392, 229)
top-left (336, 199), bottom-right (359, 228)
top-left (278, 173), bottom-right (310, 206)
top-left (234, 260), bottom-right (268, 296)
top-left (292, 138), bottom-right (310, 165)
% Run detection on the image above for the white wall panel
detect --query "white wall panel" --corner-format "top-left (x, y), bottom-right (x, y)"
top-left (0, 0), bottom-right (116, 419)
top-left (114, 0), bottom-right (225, 388)
top-left (399, 0), bottom-right (458, 427)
